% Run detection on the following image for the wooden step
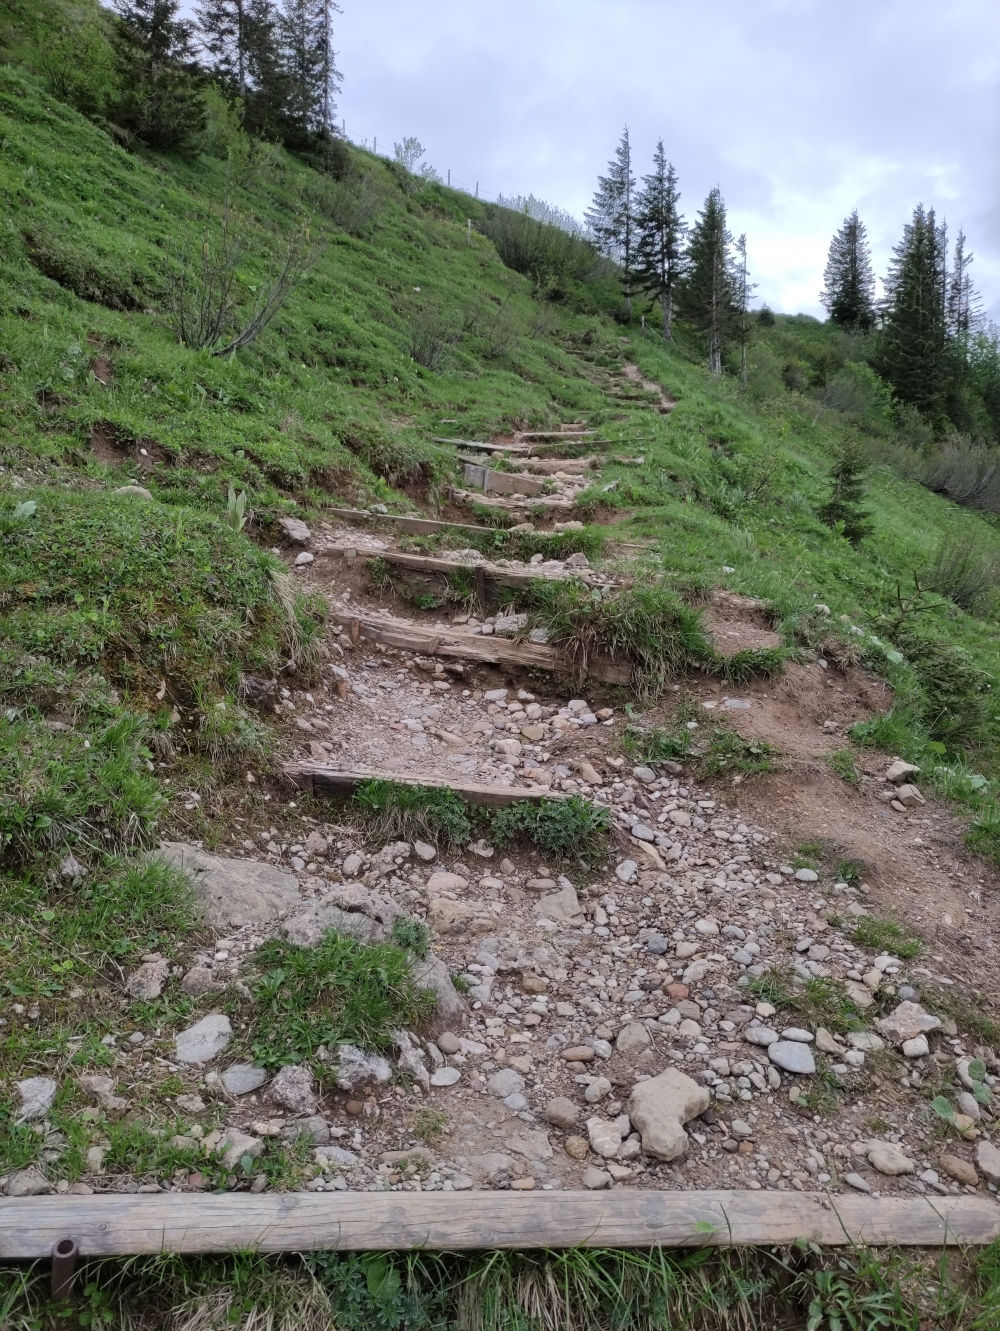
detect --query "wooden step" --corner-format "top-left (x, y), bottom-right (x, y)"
top-left (358, 549), bottom-right (600, 589)
top-left (463, 463), bottom-right (547, 497)
top-left (2, 1191), bottom-right (997, 1258)
top-left (284, 766), bottom-right (564, 806)
top-left (434, 437), bottom-right (532, 454)
top-left (330, 608), bottom-right (631, 683)
top-left (518, 430), bottom-right (597, 440)
top-left (326, 508), bottom-right (488, 537)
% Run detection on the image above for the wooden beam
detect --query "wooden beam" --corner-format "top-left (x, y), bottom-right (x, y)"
top-left (365, 550), bottom-right (588, 590)
top-left (519, 430), bottom-right (597, 439)
top-left (328, 609), bottom-right (631, 684)
top-left (283, 766), bottom-right (563, 806)
top-left (326, 508), bottom-right (487, 537)
top-left (463, 463), bottom-right (547, 498)
top-left (2, 1192), bottom-right (999, 1259)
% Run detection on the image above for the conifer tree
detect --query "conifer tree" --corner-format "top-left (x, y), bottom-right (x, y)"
top-left (586, 128), bottom-right (637, 319)
top-left (818, 442), bottom-right (873, 545)
top-left (820, 210), bottom-right (876, 330)
top-left (946, 228), bottom-right (983, 346)
top-left (112, 0), bottom-right (207, 151)
top-left (881, 205), bottom-right (948, 417)
top-left (634, 141), bottom-right (685, 340)
top-left (278, 0), bottom-right (341, 137)
top-left (680, 187), bottom-right (734, 375)
top-left (733, 233), bottom-right (757, 390)
top-left (196, 0), bottom-right (260, 99)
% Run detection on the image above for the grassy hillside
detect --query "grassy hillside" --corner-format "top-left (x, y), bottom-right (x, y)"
top-left (6, 17), bottom-right (1000, 1322)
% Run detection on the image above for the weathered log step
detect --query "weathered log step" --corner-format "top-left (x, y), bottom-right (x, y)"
top-left (356, 548), bottom-right (606, 589)
top-left (518, 430), bottom-right (597, 440)
top-left (330, 608), bottom-right (632, 683)
top-left (284, 766), bottom-right (565, 806)
top-left (462, 463), bottom-right (547, 497)
top-left (459, 456), bottom-right (601, 475)
top-left (433, 437), bottom-right (533, 454)
top-left (2, 1191), bottom-right (998, 1258)
top-left (326, 507), bottom-right (488, 537)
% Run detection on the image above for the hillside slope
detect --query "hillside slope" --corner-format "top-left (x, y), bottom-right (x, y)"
top-left (5, 39), bottom-right (1000, 1314)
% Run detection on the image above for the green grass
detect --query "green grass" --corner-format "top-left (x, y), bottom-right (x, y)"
top-left (352, 780), bottom-right (475, 848)
top-left (489, 794), bottom-right (613, 866)
top-left (3, 1239), bottom-right (1000, 1331)
top-left (248, 930), bottom-right (436, 1072)
top-left (622, 720), bottom-right (777, 777)
top-left (851, 914), bottom-right (923, 959)
top-left (748, 971), bottom-right (869, 1036)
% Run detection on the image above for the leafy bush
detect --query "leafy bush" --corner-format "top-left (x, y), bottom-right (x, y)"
top-left (920, 436), bottom-right (1000, 512)
top-left (820, 362), bottom-right (894, 428)
top-left (922, 532), bottom-right (1000, 614)
top-left (477, 204), bottom-right (599, 294)
top-left (490, 796), bottom-right (612, 865)
top-left (249, 931), bottom-right (435, 1069)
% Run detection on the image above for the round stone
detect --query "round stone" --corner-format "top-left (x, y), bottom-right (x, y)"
top-left (767, 1041), bottom-right (816, 1075)
top-left (430, 1067), bottom-right (461, 1088)
top-left (781, 1028), bottom-right (814, 1043)
top-left (794, 868), bottom-right (818, 881)
top-left (744, 1026), bottom-right (778, 1047)
top-left (487, 1069), bottom-right (525, 1099)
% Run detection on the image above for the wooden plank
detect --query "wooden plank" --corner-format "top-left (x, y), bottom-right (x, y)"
top-left (329, 609), bottom-right (631, 684)
top-left (463, 463), bottom-right (546, 497)
top-left (519, 430), bottom-right (597, 439)
top-left (3, 1192), bottom-right (999, 1259)
top-left (284, 766), bottom-right (564, 806)
top-left (433, 437), bottom-right (531, 455)
top-left (326, 508), bottom-right (487, 537)
top-left (366, 550), bottom-right (586, 590)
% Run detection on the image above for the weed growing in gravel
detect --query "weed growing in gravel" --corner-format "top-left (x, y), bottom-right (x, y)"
top-left (852, 915), bottom-right (922, 958)
top-left (248, 931), bottom-right (435, 1070)
top-left (352, 780), bottom-right (474, 847)
top-left (489, 795), bottom-right (613, 866)
top-left (389, 915), bottom-right (432, 959)
top-left (701, 729), bottom-right (777, 777)
top-left (622, 721), bottom-right (776, 777)
top-left (828, 746), bottom-right (862, 785)
top-left (749, 971), bottom-right (867, 1035)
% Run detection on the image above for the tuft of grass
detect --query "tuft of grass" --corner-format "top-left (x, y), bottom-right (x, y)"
top-left (623, 721), bottom-right (776, 778)
top-left (389, 915), bottom-right (432, 960)
top-left (489, 795), bottom-right (613, 866)
top-left (851, 915), bottom-right (922, 958)
top-left (749, 970), bottom-right (867, 1035)
top-left (701, 729), bottom-right (777, 777)
top-left (352, 780), bottom-right (474, 848)
top-left (828, 746), bottom-right (862, 786)
top-left (249, 930), bottom-right (436, 1071)
top-left (717, 645), bottom-right (789, 682)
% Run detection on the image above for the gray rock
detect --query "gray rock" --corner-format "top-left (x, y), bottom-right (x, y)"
top-left (315, 1145), bottom-right (361, 1168)
top-left (626, 1068), bottom-right (710, 1162)
top-left (876, 1001), bottom-right (941, 1045)
top-left (277, 517), bottom-right (311, 544)
top-left (465, 1152), bottom-right (515, 1180)
top-left (395, 1029), bottom-right (430, 1092)
top-left (125, 957), bottom-right (170, 1000)
top-left (181, 966), bottom-right (221, 997)
top-left (414, 840), bottom-right (437, 862)
top-left (335, 1044), bottom-right (392, 1092)
top-left (534, 883), bottom-right (584, 926)
top-left (280, 1116), bottom-right (330, 1146)
top-left (222, 1064), bottom-right (269, 1096)
top-left (632, 767), bottom-right (656, 784)
top-left (343, 853), bottom-right (364, 876)
top-left (294, 551), bottom-right (314, 566)
top-left (215, 1128), bottom-right (263, 1169)
top-left (744, 1025), bottom-right (778, 1047)
top-left (487, 1069), bottom-right (525, 1099)
top-left (504, 1093), bottom-right (528, 1111)
top-left (430, 1067), bottom-right (461, 1087)
top-left (767, 1041), bottom-right (816, 1075)
top-left (77, 1074), bottom-right (128, 1113)
top-left (794, 868), bottom-right (818, 882)
top-left (616, 1023), bottom-right (652, 1055)
top-left (269, 1063), bottom-right (317, 1114)
top-left (5, 1166), bottom-right (52, 1197)
top-left (59, 853), bottom-right (85, 880)
top-left (586, 1117), bottom-right (624, 1159)
top-left (175, 1013), bottom-right (233, 1065)
top-left (867, 1140), bottom-right (914, 1176)
top-left (115, 484), bottom-right (152, 499)
top-left (505, 1129), bottom-right (553, 1161)
top-left (155, 842), bottom-right (300, 929)
top-left (16, 1076), bottom-right (58, 1123)
top-left (584, 1077), bottom-right (612, 1104)
top-left (410, 951), bottom-right (470, 1035)
top-left (957, 1091), bottom-right (982, 1121)
top-left (645, 935), bottom-right (669, 955)
top-left (582, 1166), bottom-right (611, 1189)
top-left (781, 1028), bottom-right (814, 1043)
top-left (630, 824), bottom-right (655, 842)
top-left (615, 860), bottom-right (638, 884)
top-left (975, 1139), bottom-right (1000, 1184)
top-left (545, 1097), bottom-right (579, 1130)
top-left (282, 884), bottom-right (402, 948)
top-left (843, 1172), bottom-right (871, 1193)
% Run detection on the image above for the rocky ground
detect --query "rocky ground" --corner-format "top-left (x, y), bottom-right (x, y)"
top-left (6, 480), bottom-right (1000, 1211)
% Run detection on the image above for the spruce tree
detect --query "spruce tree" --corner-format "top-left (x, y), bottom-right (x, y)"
top-left (586, 128), bottom-right (637, 319)
top-left (278, 0), bottom-right (340, 138)
top-left (881, 204), bottom-right (948, 417)
top-left (946, 228), bottom-right (983, 345)
top-left (680, 187), bottom-right (735, 375)
top-left (818, 442), bottom-right (873, 545)
top-left (733, 233), bottom-right (757, 390)
top-left (820, 211), bottom-right (876, 330)
top-left (112, 0), bottom-right (207, 151)
top-left (634, 141), bottom-right (685, 340)
top-left (196, 0), bottom-right (260, 99)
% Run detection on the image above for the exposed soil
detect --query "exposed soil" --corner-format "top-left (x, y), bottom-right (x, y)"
top-left (702, 590), bottom-right (784, 656)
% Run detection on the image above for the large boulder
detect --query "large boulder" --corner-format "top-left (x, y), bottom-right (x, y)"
top-left (626, 1069), bottom-right (710, 1162)
top-left (410, 951), bottom-right (469, 1035)
top-left (175, 1013), bottom-right (232, 1065)
top-left (282, 883), bottom-right (402, 948)
top-left (156, 842), bottom-right (300, 929)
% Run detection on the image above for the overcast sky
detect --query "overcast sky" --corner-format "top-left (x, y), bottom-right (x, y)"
top-left (329, 0), bottom-right (1000, 319)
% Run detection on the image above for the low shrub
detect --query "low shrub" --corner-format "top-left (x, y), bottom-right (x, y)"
top-left (490, 796), bottom-right (612, 865)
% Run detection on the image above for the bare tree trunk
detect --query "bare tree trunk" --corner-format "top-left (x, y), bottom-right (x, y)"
top-left (660, 289), bottom-right (672, 341)
top-left (709, 331), bottom-right (721, 376)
